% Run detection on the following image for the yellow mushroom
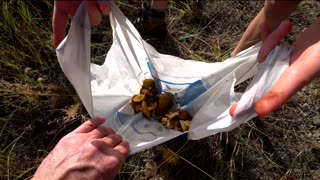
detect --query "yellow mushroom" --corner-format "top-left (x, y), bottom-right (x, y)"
top-left (131, 94), bottom-right (145, 113)
top-left (141, 101), bottom-right (157, 119)
top-left (180, 120), bottom-right (191, 132)
top-left (142, 79), bottom-right (156, 89)
top-left (178, 109), bottom-right (191, 120)
top-left (156, 93), bottom-right (173, 115)
top-left (132, 94), bottom-right (145, 103)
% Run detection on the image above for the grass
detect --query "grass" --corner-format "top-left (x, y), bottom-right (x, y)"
top-left (1, 0), bottom-right (320, 179)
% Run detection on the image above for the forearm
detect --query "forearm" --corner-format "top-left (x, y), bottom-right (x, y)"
top-left (232, 1), bottom-right (301, 56)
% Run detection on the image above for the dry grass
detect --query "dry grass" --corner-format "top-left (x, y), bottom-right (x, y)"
top-left (1, 0), bottom-right (319, 179)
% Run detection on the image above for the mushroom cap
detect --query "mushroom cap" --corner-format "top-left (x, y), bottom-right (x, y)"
top-left (156, 93), bottom-right (173, 115)
top-left (142, 79), bottom-right (156, 89)
top-left (178, 110), bottom-right (191, 120)
top-left (140, 88), bottom-right (151, 96)
top-left (132, 94), bottom-right (145, 103)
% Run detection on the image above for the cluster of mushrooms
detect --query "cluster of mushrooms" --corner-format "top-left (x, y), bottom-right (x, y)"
top-left (131, 79), bottom-right (192, 132)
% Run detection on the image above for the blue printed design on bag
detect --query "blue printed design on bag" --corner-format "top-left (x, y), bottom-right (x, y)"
top-left (146, 58), bottom-right (153, 76)
top-left (177, 80), bottom-right (206, 106)
top-left (115, 111), bottom-right (139, 125)
top-left (115, 111), bottom-right (166, 137)
top-left (145, 57), bottom-right (207, 108)
top-left (157, 79), bottom-right (207, 107)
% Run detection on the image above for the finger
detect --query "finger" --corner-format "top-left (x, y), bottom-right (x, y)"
top-left (86, 1), bottom-right (102, 26)
top-left (100, 134), bottom-right (123, 148)
top-left (89, 125), bottom-right (116, 138)
top-left (259, 23), bottom-right (271, 42)
top-left (255, 44), bottom-right (320, 117)
top-left (72, 117), bottom-right (106, 134)
top-left (229, 103), bottom-right (238, 117)
top-left (52, 4), bottom-right (68, 48)
top-left (114, 141), bottom-right (130, 158)
top-left (257, 20), bottom-right (292, 63)
top-left (98, 1), bottom-right (111, 15)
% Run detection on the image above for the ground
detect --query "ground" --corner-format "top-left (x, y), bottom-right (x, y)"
top-left (0, 0), bottom-right (319, 179)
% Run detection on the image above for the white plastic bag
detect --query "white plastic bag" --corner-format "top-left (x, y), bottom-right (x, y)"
top-left (56, 2), bottom-right (293, 154)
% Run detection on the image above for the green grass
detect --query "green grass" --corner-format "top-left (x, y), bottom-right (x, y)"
top-left (1, 0), bottom-right (320, 179)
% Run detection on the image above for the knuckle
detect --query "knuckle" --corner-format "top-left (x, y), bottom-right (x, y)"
top-left (122, 149), bottom-right (130, 158)
top-left (90, 140), bottom-right (106, 153)
top-left (112, 134), bottom-right (122, 141)
top-left (122, 140), bottom-right (130, 149)
top-left (98, 126), bottom-right (115, 134)
top-left (115, 141), bottom-right (130, 158)
top-left (106, 134), bottom-right (121, 143)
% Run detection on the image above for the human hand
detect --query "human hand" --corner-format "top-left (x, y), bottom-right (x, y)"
top-left (53, 0), bottom-right (111, 48)
top-left (32, 117), bottom-right (129, 180)
top-left (230, 19), bottom-right (320, 117)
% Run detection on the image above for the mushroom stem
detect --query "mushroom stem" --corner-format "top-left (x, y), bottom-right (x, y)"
top-left (165, 112), bottom-right (178, 119)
